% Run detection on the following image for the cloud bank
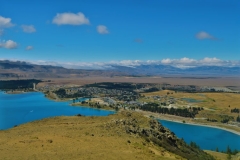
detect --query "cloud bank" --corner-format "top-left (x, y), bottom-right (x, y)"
top-left (7, 57), bottom-right (239, 70)
top-left (160, 57), bottom-right (229, 68)
top-left (52, 12), bottom-right (90, 25)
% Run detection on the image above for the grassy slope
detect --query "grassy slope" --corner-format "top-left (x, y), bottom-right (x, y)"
top-left (143, 90), bottom-right (240, 115)
top-left (204, 150), bottom-right (228, 160)
top-left (0, 112), bottom-right (187, 160)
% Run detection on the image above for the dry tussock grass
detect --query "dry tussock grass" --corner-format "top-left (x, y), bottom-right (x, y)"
top-left (0, 112), bottom-right (184, 160)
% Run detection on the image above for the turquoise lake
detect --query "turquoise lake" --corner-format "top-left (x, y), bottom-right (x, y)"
top-left (0, 91), bottom-right (114, 130)
top-left (1, 91), bottom-right (240, 152)
top-left (159, 119), bottom-right (240, 152)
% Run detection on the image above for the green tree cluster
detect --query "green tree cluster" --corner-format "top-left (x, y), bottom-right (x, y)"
top-left (140, 103), bottom-right (199, 118)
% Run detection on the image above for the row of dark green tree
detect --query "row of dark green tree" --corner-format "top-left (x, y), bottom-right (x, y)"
top-left (190, 141), bottom-right (239, 160)
top-left (237, 115), bottom-right (240, 122)
top-left (207, 116), bottom-right (240, 123)
top-left (206, 118), bottom-right (218, 122)
top-left (231, 108), bottom-right (240, 113)
top-left (215, 145), bottom-right (239, 160)
top-left (219, 115), bottom-right (235, 123)
top-left (0, 79), bottom-right (41, 89)
top-left (139, 103), bottom-right (202, 118)
top-left (54, 88), bottom-right (92, 98)
top-left (86, 82), bottom-right (138, 91)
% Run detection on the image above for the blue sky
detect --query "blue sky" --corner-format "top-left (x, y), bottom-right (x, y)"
top-left (0, 0), bottom-right (239, 68)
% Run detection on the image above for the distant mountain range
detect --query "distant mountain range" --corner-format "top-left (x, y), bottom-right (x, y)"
top-left (0, 60), bottom-right (126, 79)
top-left (0, 60), bottom-right (239, 79)
top-left (111, 64), bottom-right (240, 76)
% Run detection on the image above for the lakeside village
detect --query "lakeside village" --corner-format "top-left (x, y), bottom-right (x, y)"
top-left (1, 80), bottom-right (240, 155)
top-left (35, 82), bottom-right (240, 126)
top-left (1, 79), bottom-right (240, 127)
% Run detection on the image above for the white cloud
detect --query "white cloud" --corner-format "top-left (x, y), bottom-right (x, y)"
top-left (0, 40), bottom-right (18, 49)
top-left (0, 16), bottom-right (14, 28)
top-left (97, 25), bottom-right (109, 34)
top-left (4, 40), bottom-right (18, 49)
top-left (52, 12), bottom-right (90, 25)
top-left (160, 57), bottom-right (231, 68)
top-left (195, 31), bottom-right (216, 40)
top-left (161, 58), bottom-right (172, 64)
top-left (25, 46), bottom-right (33, 50)
top-left (199, 57), bottom-right (221, 64)
top-left (109, 60), bottom-right (142, 67)
top-left (178, 57), bottom-right (197, 64)
top-left (21, 25), bottom-right (36, 33)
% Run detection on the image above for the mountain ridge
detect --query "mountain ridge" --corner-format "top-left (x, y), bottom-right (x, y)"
top-left (0, 60), bottom-right (239, 78)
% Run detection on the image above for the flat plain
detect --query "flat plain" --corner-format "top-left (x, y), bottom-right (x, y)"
top-left (36, 76), bottom-right (240, 89)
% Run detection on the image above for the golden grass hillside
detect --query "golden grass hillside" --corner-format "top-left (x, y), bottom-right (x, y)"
top-left (204, 150), bottom-right (228, 160)
top-left (143, 90), bottom-right (240, 120)
top-left (0, 111), bottom-right (214, 160)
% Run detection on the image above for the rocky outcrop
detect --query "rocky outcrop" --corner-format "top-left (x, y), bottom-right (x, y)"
top-left (105, 111), bottom-right (215, 160)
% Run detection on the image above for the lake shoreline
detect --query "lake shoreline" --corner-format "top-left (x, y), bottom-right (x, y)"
top-left (0, 91), bottom-right (115, 130)
top-left (158, 118), bottom-right (240, 136)
top-left (2, 90), bottom-right (115, 112)
top-left (136, 110), bottom-right (240, 136)
top-left (71, 103), bottom-right (116, 112)
top-left (2, 91), bottom-right (240, 136)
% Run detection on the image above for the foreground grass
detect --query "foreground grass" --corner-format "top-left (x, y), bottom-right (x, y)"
top-left (205, 150), bottom-right (228, 160)
top-left (0, 112), bottom-right (186, 160)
